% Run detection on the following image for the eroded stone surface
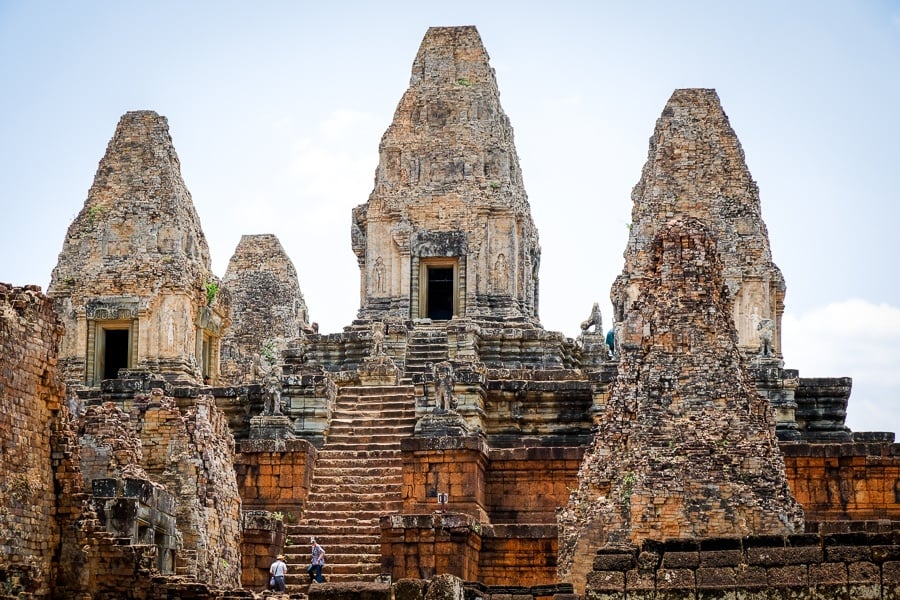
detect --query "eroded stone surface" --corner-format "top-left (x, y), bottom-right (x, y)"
top-left (612, 89), bottom-right (785, 359)
top-left (48, 110), bottom-right (228, 386)
top-left (220, 233), bottom-right (309, 384)
top-left (0, 284), bottom-right (65, 597)
top-left (353, 25), bottom-right (540, 324)
top-left (559, 217), bottom-right (803, 592)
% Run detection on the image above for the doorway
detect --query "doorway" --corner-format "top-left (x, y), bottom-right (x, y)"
top-left (427, 267), bottom-right (454, 320)
top-left (100, 327), bottom-right (130, 380)
top-left (417, 259), bottom-right (459, 321)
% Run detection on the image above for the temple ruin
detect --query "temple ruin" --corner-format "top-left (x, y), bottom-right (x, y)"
top-left (3, 24), bottom-right (900, 600)
top-left (48, 110), bottom-right (230, 388)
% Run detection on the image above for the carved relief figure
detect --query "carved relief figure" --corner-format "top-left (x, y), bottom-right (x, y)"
top-left (492, 253), bottom-right (508, 293)
top-left (263, 368), bottom-right (283, 416)
top-left (373, 256), bottom-right (386, 294)
top-left (370, 320), bottom-right (386, 357)
top-left (757, 318), bottom-right (775, 357)
top-left (580, 302), bottom-right (603, 333)
top-left (432, 361), bottom-right (458, 412)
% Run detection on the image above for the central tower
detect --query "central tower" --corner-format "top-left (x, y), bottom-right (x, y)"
top-left (352, 26), bottom-right (540, 324)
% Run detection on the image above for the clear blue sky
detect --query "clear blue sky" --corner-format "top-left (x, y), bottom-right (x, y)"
top-left (1, 1), bottom-right (898, 434)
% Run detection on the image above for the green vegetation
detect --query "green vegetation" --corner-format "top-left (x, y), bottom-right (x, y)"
top-left (205, 281), bottom-right (219, 305)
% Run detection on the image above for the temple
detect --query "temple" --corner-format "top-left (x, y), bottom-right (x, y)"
top-left (3, 24), bottom-right (899, 600)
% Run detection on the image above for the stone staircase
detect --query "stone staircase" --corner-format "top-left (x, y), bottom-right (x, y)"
top-left (403, 327), bottom-right (449, 381)
top-left (283, 383), bottom-right (417, 587)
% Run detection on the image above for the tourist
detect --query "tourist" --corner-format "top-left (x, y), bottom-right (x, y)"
top-left (269, 554), bottom-right (287, 592)
top-left (307, 537), bottom-right (326, 583)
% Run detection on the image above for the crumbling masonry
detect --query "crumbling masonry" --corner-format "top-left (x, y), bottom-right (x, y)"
top-left (3, 24), bottom-right (900, 600)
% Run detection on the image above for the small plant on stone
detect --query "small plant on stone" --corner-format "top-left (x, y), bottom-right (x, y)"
top-left (619, 471), bottom-right (636, 503)
top-left (272, 511), bottom-right (284, 521)
top-left (205, 281), bottom-right (219, 305)
top-left (261, 341), bottom-right (277, 365)
top-left (490, 181), bottom-right (500, 190)
top-left (284, 537), bottom-right (293, 547)
top-left (85, 205), bottom-right (106, 228)
top-left (285, 512), bottom-right (297, 523)
top-left (457, 77), bottom-right (471, 86)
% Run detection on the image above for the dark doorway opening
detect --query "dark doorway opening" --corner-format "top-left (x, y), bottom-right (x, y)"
top-left (103, 329), bottom-right (129, 380)
top-left (427, 267), bottom-right (454, 320)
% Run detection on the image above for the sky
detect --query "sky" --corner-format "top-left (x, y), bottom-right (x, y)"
top-left (1, 1), bottom-right (898, 435)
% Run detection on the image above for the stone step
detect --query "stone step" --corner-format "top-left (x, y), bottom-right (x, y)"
top-left (311, 464), bottom-right (400, 474)
top-left (290, 379), bottom-right (417, 584)
top-left (308, 477), bottom-right (401, 488)
top-left (313, 466), bottom-right (400, 476)
top-left (326, 425), bottom-right (412, 435)
top-left (305, 492), bottom-right (400, 505)
top-left (283, 543), bottom-right (381, 559)
top-left (316, 448), bottom-right (402, 458)
top-left (313, 466), bottom-right (401, 476)
top-left (322, 442), bottom-right (402, 451)
top-left (289, 516), bottom-right (383, 528)
top-left (337, 385), bottom-right (416, 396)
top-left (324, 435), bottom-right (409, 446)
top-left (330, 408), bottom-right (414, 420)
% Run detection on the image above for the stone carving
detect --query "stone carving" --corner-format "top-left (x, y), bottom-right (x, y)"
top-left (432, 361), bottom-right (458, 412)
top-left (373, 256), bottom-right (386, 294)
top-left (580, 302), bottom-right (603, 333)
top-left (758, 318), bottom-right (775, 357)
top-left (370, 321), bottom-right (386, 357)
top-left (491, 253), bottom-right (508, 293)
top-left (262, 368), bottom-right (283, 416)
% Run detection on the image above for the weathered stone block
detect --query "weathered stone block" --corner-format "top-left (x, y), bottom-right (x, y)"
top-left (585, 570), bottom-right (624, 593)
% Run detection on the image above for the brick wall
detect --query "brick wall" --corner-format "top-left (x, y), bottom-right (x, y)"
top-left (783, 441), bottom-right (900, 523)
top-left (401, 436), bottom-right (489, 522)
top-left (0, 284), bottom-right (65, 598)
top-left (485, 447), bottom-right (582, 524)
top-left (584, 531), bottom-right (900, 599)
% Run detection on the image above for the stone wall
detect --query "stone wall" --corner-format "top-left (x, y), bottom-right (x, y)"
top-left (235, 438), bottom-right (316, 513)
top-left (485, 447), bottom-right (582, 524)
top-left (77, 385), bottom-right (243, 587)
top-left (783, 441), bottom-right (900, 525)
top-left (583, 531), bottom-right (900, 599)
top-left (381, 513), bottom-right (482, 581)
top-left (0, 284), bottom-right (65, 598)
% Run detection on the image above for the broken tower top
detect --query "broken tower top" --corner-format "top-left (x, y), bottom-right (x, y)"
top-left (560, 216), bottom-right (803, 590)
top-left (220, 234), bottom-right (309, 384)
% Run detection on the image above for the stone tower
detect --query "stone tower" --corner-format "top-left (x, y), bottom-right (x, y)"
top-left (352, 25), bottom-right (541, 324)
top-left (558, 217), bottom-right (803, 592)
top-left (613, 89), bottom-right (785, 359)
top-left (48, 110), bottom-right (228, 386)
top-left (219, 234), bottom-right (310, 384)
